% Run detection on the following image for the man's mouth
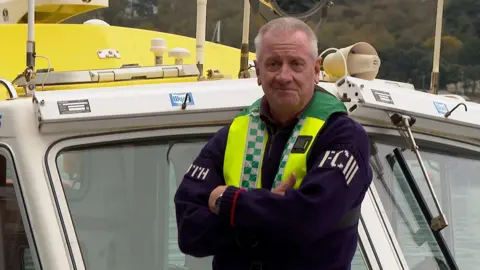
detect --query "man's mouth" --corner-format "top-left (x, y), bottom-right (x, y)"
top-left (275, 87), bottom-right (296, 92)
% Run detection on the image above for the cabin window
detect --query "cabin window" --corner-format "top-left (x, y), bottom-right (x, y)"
top-left (0, 151), bottom-right (37, 270)
top-left (55, 136), bottom-right (373, 270)
top-left (370, 134), bottom-right (480, 269)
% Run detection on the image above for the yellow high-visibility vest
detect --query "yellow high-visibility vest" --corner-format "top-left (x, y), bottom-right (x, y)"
top-left (223, 90), bottom-right (347, 190)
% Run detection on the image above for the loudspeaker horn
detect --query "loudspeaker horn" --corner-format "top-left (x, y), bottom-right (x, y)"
top-left (321, 42), bottom-right (381, 81)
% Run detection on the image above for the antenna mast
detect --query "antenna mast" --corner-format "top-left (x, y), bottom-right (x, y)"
top-left (195, 0), bottom-right (207, 79)
top-left (430, 0), bottom-right (444, 95)
top-left (23, 0), bottom-right (36, 94)
top-left (212, 20), bottom-right (221, 43)
top-left (238, 0), bottom-right (251, 78)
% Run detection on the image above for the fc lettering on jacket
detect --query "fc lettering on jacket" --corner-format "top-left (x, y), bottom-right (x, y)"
top-left (318, 150), bottom-right (359, 185)
top-left (185, 164), bottom-right (210, 180)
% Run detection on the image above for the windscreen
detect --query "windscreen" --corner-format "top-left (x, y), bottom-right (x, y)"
top-left (370, 134), bottom-right (480, 270)
top-left (55, 136), bottom-right (370, 270)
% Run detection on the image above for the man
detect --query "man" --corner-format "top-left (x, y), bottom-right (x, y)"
top-left (174, 17), bottom-right (373, 270)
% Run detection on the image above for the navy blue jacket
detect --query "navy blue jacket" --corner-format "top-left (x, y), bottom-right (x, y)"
top-left (174, 98), bottom-right (373, 270)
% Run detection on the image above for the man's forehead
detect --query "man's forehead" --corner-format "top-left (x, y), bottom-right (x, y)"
top-left (261, 34), bottom-right (311, 58)
top-left (264, 51), bottom-right (307, 61)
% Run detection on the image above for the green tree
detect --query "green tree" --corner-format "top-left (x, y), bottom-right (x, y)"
top-left (458, 38), bottom-right (480, 65)
top-left (423, 36), bottom-right (463, 63)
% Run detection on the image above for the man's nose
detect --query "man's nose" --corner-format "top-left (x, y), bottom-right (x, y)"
top-left (275, 64), bottom-right (293, 83)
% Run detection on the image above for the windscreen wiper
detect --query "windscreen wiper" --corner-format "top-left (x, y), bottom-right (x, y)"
top-left (387, 147), bottom-right (458, 270)
top-left (389, 112), bottom-right (448, 232)
top-left (370, 141), bottom-right (417, 235)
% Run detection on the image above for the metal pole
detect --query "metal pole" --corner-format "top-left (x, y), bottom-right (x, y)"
top-left (239, 0), bottom-right (251, 78)
top-left (196, 0), bottom-right (207, 77)
top-left (430, 0), bottom-right (444, 95)
top-left (26, 0), bottom-right (35, 69)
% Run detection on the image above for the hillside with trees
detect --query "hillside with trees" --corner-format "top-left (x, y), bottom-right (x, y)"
top-left (67, 0), bottom-right (480, 100)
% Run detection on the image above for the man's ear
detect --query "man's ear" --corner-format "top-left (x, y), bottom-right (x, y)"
top-left (254, 60), bottom-right (261, 85)
top-left (314, 56), bottom-right (322, 84)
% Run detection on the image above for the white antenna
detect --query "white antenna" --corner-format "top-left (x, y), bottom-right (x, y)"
top-left (216, 20), bottom-right (221, 42)
top-left (27, 0), bottom-right (36, 73)
top-left (212, 20), bottom-right (221, 43)
top-left (195, 0), bottom-right (207, 78)
top-left (430, 0), bottom-right (444, 95)
top-left (238, 0), bottom-right (251, 78)
top-left (22, 0), bottom-right (37, 94)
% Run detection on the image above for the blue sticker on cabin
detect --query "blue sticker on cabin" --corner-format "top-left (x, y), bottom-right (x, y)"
top-left (0, 114), bottom-right (3, 128)
top-left (433, 101), bottom-right (448, 114)
top-left (169, 92), bottom-right (195, 107)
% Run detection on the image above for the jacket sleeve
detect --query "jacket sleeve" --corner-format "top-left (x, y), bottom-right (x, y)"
top-left (173, 126), bottom-right (236, 257)
top-left (217, 115), bottom-right (373, 246)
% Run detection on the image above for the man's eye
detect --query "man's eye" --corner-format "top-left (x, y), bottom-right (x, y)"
top-left (292, 61), bottom-right (303, 67)
top-left (291, 61), bottom-right (304, 71)
top-left (267, 62), bottom-right (280, 68)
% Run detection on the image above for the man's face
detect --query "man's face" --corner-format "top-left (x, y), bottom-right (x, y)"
top-left (255, 30), bottom-right (320, 113)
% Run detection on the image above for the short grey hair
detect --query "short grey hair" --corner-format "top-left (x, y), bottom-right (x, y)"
top-left (254, 17), bottom-right (318, 60)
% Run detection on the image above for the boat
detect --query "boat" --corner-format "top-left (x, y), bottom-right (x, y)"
top-left (0, 0), bottom-right (478, 269)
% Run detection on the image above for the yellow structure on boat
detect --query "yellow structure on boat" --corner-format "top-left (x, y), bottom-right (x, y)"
top-left (0, 0), bottom-right (338, 102)
top-left (0, 0), bottom-right (261, 100)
